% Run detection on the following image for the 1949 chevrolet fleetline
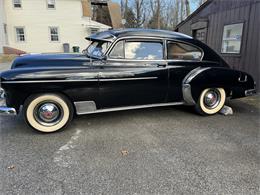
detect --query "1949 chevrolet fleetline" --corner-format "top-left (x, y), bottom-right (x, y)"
top-left (0, 29), bottom-right (256, 132)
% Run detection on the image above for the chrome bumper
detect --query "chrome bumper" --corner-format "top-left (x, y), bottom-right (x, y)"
top-left (245, 88), bottom-right (256, 96)
top-left (0, 88), bottom-right (17, 116)
top-left (0, 106), bottom-right (17, 115)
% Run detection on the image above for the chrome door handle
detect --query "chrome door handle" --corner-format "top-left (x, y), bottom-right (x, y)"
top-left (157, 64), bottom-right (166, 68)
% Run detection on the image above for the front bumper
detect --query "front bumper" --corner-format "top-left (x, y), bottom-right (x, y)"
top-left (0, 88), bottom-right (17, 116)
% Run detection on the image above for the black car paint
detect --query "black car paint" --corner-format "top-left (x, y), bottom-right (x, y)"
top-left (0, 29), bottom-right (255, 113)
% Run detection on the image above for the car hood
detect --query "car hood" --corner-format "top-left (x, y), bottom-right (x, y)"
top-left (11, 53), bottom-right (92, 69)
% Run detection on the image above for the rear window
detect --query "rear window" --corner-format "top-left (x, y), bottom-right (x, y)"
top-left (167, 41), bottom-right (202, 61)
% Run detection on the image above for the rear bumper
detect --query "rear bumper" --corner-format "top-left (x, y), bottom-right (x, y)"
top-left (245, 88), bottom-right (256, 96)
top-left (0, 88), bottom-right (17, 116)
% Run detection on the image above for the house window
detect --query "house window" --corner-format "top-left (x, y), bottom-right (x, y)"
top-left (47, 0), bottom-right (55, 9)
top-left (49, 27), bottom-right (59, 42)
top-left (13, 0), bottom-right (22, 8)
top-left (221, 23), bottom-right (243, 54)
top-left (90, 28), bottom-right (99, 35)
top-left (15, 27), bottom-right (25, 42)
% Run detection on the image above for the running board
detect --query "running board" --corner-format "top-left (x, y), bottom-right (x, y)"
top-left (74, 101), bottom-right (185, 115)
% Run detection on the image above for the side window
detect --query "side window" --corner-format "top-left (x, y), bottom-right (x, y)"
top-left (167, 41), bottom-right (202, 61)
top-left (125, 41), bottom-right (163, 60)
top-left (109, 41), bottom-right (124, 59)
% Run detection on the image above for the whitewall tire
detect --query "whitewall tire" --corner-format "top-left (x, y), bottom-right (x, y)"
top-left (195, 88), bottom-right (226, 115)
top-left (24, 94), bottom-right (73, 133)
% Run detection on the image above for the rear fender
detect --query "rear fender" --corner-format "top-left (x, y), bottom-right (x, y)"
top-left (182, 67), bottom-right (250, 104)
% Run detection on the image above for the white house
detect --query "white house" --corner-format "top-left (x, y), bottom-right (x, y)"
top-left (0, 0), bottom-right (7, 54)
top-left (0, 0), bottom-right (112, 54)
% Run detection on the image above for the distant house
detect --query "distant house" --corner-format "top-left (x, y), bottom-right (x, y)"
top-left (176, 0), bottom-right (260, 90)
top-left (0, 0), bottom-right (121, 54)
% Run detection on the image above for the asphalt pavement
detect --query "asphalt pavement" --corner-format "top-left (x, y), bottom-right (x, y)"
top-left (0, 62), bottom-right (259, 194)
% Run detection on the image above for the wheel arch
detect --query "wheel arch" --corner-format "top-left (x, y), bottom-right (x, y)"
top-left (182, 67), bottom-right (240, 104)
top-left (22, 91), bottom-right (76, 114)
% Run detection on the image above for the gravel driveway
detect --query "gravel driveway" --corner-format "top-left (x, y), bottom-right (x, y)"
top-left (0, 62), bottom-right (259, 194)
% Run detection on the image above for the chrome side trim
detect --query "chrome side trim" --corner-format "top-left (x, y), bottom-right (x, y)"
top-left (181, 67), bottom-right (210, 105)
top-left (74, 101), bottom-right (97, 115)
top-left (99, 77), bottom-right (157, 81)
top-left (182, 84), bottom-right (196, 105)
top-left (1, 79), bottom-right (98, 84)
top-left (183, 67), bottom-right (211, 84)
top-left (182, 67), bottom-right (201, 84)
top-left (2, 77), bottom-right (158, 84)
top-left (74, 101), bottom-right (184, 115)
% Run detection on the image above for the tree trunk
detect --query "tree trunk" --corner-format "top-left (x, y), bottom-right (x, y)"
top-left (185, 0), bottom-right (190, 17)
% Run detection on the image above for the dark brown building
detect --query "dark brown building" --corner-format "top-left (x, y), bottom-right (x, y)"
top-left (176, 0), bottom-right (260, 90)
top-left (82, 0), bottom-right (122, 29)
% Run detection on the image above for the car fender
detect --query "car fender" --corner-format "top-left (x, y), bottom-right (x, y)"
top-left (182, 67), bottom-right (254, 104)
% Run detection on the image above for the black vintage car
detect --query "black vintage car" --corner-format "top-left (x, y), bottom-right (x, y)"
top-left (0, 29), bottom-right (256, 132)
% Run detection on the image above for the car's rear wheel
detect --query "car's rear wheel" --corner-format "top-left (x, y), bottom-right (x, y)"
top-left (195, 88), bottom-right (226, 115)
top-left (23, 93), bottom-right (73, 133)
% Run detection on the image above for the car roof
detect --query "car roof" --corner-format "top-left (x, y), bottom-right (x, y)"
top-left (86, 28), bottom-right (192, 42)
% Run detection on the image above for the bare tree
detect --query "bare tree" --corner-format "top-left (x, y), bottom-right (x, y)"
top-left (185, 0), bottom-right (190, 16)
top-left (147, 0), bottom-right (163, 29)
top-left (133, 0), bottom-right (146, 27)
top-left (121, 0), bottom-right (193, 30)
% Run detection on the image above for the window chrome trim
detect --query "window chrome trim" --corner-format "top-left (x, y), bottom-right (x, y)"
top-left (106, 36), bottom-right (165, 62)
top-left (105, 36), bottom-right (205, 63)
top-left (166, 39), bottom-right (204, 61)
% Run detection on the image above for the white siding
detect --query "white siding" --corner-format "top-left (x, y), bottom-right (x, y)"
top-left (4, 0), bottom-right (110, 53)
top-left (0, 0), bottom-right (6, 53)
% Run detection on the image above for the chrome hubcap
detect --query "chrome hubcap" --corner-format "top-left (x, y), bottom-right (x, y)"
top-left (204, 90), bottom-right (220, 109)
top-left (34, 102), bottom-right (63, 126)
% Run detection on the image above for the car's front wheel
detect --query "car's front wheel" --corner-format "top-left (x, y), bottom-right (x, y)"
top-left (23, 93), bottom-right (74, 133)
top-left (195, 88), bottom-right (226, 115)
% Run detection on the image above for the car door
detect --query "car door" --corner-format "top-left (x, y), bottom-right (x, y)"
top-left (166, 40), bottom-right (204, 102)
top-left (96, 38), bottom-right (169, 109)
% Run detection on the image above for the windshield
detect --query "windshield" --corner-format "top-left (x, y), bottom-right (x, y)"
top-left (86, 41), bottom-right (110, 58)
